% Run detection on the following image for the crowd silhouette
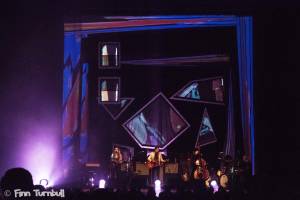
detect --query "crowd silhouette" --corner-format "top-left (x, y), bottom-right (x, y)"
top-left (1, 168), bottom-right (256, 200)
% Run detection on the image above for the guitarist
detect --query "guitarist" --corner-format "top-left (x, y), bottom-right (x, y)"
top-left (147, 146), bottom-right (166, 186)
top-left (110, 147), bottom-right (123, 181)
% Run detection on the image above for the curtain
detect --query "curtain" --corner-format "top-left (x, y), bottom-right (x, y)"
top-left (225, 69), bottom-right (236, 159)
top-left (236, 17), bottom-right (255, 175)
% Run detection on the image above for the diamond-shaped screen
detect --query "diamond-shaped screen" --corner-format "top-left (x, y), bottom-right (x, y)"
top-left (123, 93), bottom-right (190, 149)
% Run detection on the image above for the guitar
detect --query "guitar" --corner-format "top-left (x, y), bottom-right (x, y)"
top-left (111, 158), bottom-right (123, 165)
top-left (146, 159), bottom-right (169, 169)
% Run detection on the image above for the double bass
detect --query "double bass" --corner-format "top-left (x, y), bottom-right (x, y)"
top-left (193, 159), bottom-right (209, 180)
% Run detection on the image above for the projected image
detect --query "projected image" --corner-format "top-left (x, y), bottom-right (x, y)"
top-left (98, 77), bottom-right (120, 103)
top-left (212, 78), bottom-right (224, 102)
top-left (123, 93), bottom-right (190, 149)
top-left (195, 108), bottom-right (217, 147)
top-left (63, 70), bottom-right (81, 167)
top-left (98, 42), bottom-right (120, 68)
top-left (179, 82), bottom-right (201, 99)
top-left (171, 77), bottom-right (225, 105)
top-left (79, 63), bottom-right (89, 163)
top-left (102, 98), bottom-right (134, 120)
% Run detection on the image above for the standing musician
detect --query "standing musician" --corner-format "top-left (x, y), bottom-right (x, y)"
top-left (110, 147), bottom-right (123, 180)
top-left (147, 146), bottom-right (167, 185)
top-left (192, 147), bottom-right (209, 181)
top-left (180, 153), bottom-right (192, 182)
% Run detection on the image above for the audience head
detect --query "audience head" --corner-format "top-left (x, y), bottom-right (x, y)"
top-left (1, 168), bottom-right (33, 191)
top-left (0, 168), bottom-right (33, 199)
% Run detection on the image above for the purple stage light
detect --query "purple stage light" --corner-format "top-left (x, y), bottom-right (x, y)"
top-left (18, 125), bottom-right (61, 187)
top-left (155, 179), bottom-right (161, 186)
top-left (210, 180), bottom-right (217, 187)
top-left (39, 179), bottom-right (49, 188)
top-left (210, 180), bottom-right (219, 193)
top-left (99, 179), bottom-right (106, 188)
top-left (154, 180), bottom-right (161, 197)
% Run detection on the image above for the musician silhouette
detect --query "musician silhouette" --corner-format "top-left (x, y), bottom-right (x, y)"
top-left (147, 146), bottom-right (166, 186)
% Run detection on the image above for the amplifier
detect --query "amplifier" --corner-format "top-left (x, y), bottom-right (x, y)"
top-left (165, 163), bottom-right (178, 174)
top-left (135, 162), bottom-right (149, 175)
top-left (120, 162), bottom-right (132, 172)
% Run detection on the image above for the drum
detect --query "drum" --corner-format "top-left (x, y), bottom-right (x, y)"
top-left (217, 165), bottom-right (226, 176)
top-left (220, 174), bottom-right (229, 188)
top-left (181, 171), bottom-right (190, 182)
top-left (217, 170), bottom-right (222, 177)
top-left (205, 177), bottom-right (211, 188)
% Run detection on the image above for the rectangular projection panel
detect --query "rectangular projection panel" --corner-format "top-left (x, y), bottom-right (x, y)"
top-left (98, 42), bottom-right (120, 68)
top-left (98, 77), bottom-right (120, 103)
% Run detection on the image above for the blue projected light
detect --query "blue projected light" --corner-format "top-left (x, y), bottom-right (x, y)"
top-left (236, 17), bottom-right (255, 175)
top-left (171, 77), bottom-right (225, 106)
top-left (195, 108), bottom-right (217, 147)
top-left (123, 93), bottom-right (190, 149)
top-left (179, 83), bottom-right (201, 99)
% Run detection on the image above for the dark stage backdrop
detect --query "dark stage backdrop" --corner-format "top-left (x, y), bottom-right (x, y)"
top-left (80, 27), bottom-right (240, 171)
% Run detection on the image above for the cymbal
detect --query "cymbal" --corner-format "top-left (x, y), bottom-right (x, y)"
top-left (217, 152), bottom-right (225, 160)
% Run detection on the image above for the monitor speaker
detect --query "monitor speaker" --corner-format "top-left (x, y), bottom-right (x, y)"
top-left (135, 162), bottom-right (149, 175)
top-left (165, 163), bottom-right (178, 174)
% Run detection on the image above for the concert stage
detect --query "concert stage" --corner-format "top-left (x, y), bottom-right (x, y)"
top-left (62, 15), bottom-right (254, 194)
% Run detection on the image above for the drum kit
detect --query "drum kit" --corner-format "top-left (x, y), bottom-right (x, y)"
top-left (215, 152), bottom-right (243, 189)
